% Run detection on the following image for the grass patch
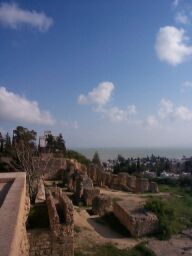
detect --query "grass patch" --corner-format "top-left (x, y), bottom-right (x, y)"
top-left (145, 184), bottom-right (192, 239)
top-left (74, 242), bottom-right (156, 256)
top-left (74, 225), bottom-right (81, 233)
top-left (27, 204), bottom-right (49, 229)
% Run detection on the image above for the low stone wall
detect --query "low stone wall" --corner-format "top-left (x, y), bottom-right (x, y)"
top-left (114, 201), bottom-right (159, 237)
top-left (83, 187), bottom-right (100, 206)
top-left (28, 229), bottom-right (51, 256)
top-left (29, 189), bottom-right (74, 256)
top-left (92, 194), bottom-right (112, 216)
top-left (0, 172), bottom-right (30, 256)
top-left (33, 157), bottom-right (87, 181)
top-left (87, 166), bottom-right (159, 193)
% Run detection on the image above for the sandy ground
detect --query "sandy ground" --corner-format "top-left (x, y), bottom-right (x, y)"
top-left (74, 207), bottom-right (139, 250)
top-left (74, 188), bottom-right (192, 255)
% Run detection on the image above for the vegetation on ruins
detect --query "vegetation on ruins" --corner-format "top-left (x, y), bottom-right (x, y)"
top-left (145, 198), bottom-right (175, 240)
top-left (66, 149), bottom-right (90, 166)
top-left (0, 126), bottom-right (68, 200)
top-left (74, 242), bottom-right (156, 256)
top-left (145, 182), bottom-right (192, 240)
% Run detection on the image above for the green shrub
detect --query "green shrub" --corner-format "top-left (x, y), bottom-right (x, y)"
top-left (74, 243), bottom-right (156, 256)
top-left (74, 225), bottom-right (81, 233)
top-left (145, 198), bottom-right (176, 240)
top-left (66, 150), bottom-right (90, 166)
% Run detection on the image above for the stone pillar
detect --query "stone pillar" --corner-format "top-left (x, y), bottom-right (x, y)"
top-left (92, 195), bottom-right (112, 216)
top-left (135, 178), bottom-right (149, 193)
top-left (127, 176), bottom-right (136, 190)
top-left (149, 182), bottom-right (159, 193)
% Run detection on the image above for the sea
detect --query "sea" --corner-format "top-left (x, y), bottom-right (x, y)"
top-left (71, 147), bottom-right (192, 161)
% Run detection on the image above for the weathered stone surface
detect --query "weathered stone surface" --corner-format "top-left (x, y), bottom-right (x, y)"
top-left (29, 189), bottom-right (74, 256)
top-left (92, 194), bottom-right (112, 216)
top-left (114, 201), bottom-right (159, 237)
top-left (135, 178), bottom-right (149, 193)
top-left (35, 178), bottom-right (46, 203)
top-left (86, 165), bottom-right (159, 193)
top-left (83, 187), bottom-right (100, 206)
top-left (127, 176), bottom-right (136, 190)
top-left (0, 172), bottom-right (30, 256)
top-left (149, 182), bottom-right (159, 193)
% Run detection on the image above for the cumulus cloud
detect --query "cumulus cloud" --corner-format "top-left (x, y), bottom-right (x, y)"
top-left (175, 12), bottom-right (190, 24)
top-left (98, 105), bottom-right (137, 123)
top-left (155, 26), bottom-right (192, 65)
top-left (0, 87), bottom-right (55, 125)
top-left (78, 82), bottom-right (114, 106)
top-left (173, 0), bottom-right (181, 8)
top-left (159, 98), bottom-right (174, 119)
top-left (159, 98), bottom-right (192, 122)
top-left (143, 115), bottom-right (160, 129)
top-left (182, 80), bottom-right (192, 89)
top-left (0, 2), bottom-right (53, 32)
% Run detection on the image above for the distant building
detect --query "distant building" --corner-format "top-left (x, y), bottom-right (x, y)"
top-left (39, 131), bottom-right (56, 152)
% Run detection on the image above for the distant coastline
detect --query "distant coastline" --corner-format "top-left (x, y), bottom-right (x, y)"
top-left (72, 147), bottom-right (192, 161)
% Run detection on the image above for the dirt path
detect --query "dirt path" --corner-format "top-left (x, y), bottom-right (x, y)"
top-left (74, 207), bottom-right (138, 250)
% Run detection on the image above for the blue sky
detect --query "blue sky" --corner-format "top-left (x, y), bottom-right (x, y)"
top-left (1, 0), bottom-right (192, 147)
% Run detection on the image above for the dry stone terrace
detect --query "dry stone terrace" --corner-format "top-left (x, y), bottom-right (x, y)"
top-left (114, 200), bottom-right (159, 238)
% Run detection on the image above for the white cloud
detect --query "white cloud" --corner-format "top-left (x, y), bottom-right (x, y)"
top-left (0, 87), bottom-right (55, 125)
top-left (159, 98), bottom-right (192, 122)
top-left (174, 106), bottom-right (192, 121)
top-left (98, 105), bottom-right (137, 123)
top-left (155, 26), bottom-right (192, 65)
top-left (182, 80), bottom-right (192, 89)
top-left (173, 0), bottom-right (181, 8)
top-left (78, 81), bottom-right (114, 106)
top-left (159, 98), bottom-right (174, 119)
top-left (59, 120), bottom-right (79, 130)
top-left (143, 115), bottom-right (160, 129)
top-left (175, 12), bottom-right (190, 24)
top-left (0, 3), bottom-right (53, 32)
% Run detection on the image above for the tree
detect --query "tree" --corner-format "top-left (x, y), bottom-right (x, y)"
top-left (0, 132), bottom-right (4, 153)
top-left (13, 126), bottom-right (38, 200)
top-left (46, 134), bottom-right (55, 153)
top-left (55, 133), bottom-right (66, 153)
top-left (92, 151), bottom-right (101, 166)
top-left (13, 126), bottom-right (36, 147)
top-left (4, 132), bottom-right (12, 154)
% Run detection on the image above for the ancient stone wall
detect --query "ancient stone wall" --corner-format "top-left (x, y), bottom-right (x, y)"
top-left (92, 194), bottom-right (112, 216)
top-left (29, 189), bottom-right (74, 256)
top-left (87, 165), bottom-right (159, 193)
top-left (83, 187), bottom-right (100, 206)
top-left (114, 201), bottom-right (159, 237)
top-left (33, 157), bottom-right (87, 181)
top-left (0, 173), bottom-right (30, 256)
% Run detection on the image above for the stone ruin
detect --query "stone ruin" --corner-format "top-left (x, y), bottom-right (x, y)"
top-left (114, 200), bottom-right (159, 237)
top-left (92, 194), bottom-right (112, 216)
top-left (35, 177), bottom-right (46, 204)
top-left (28, 188), bottom-right (74, 256)
top-left (73, 173), bottom-right (100, 206)
top-left (87, 166), bottom-right (159, 193)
